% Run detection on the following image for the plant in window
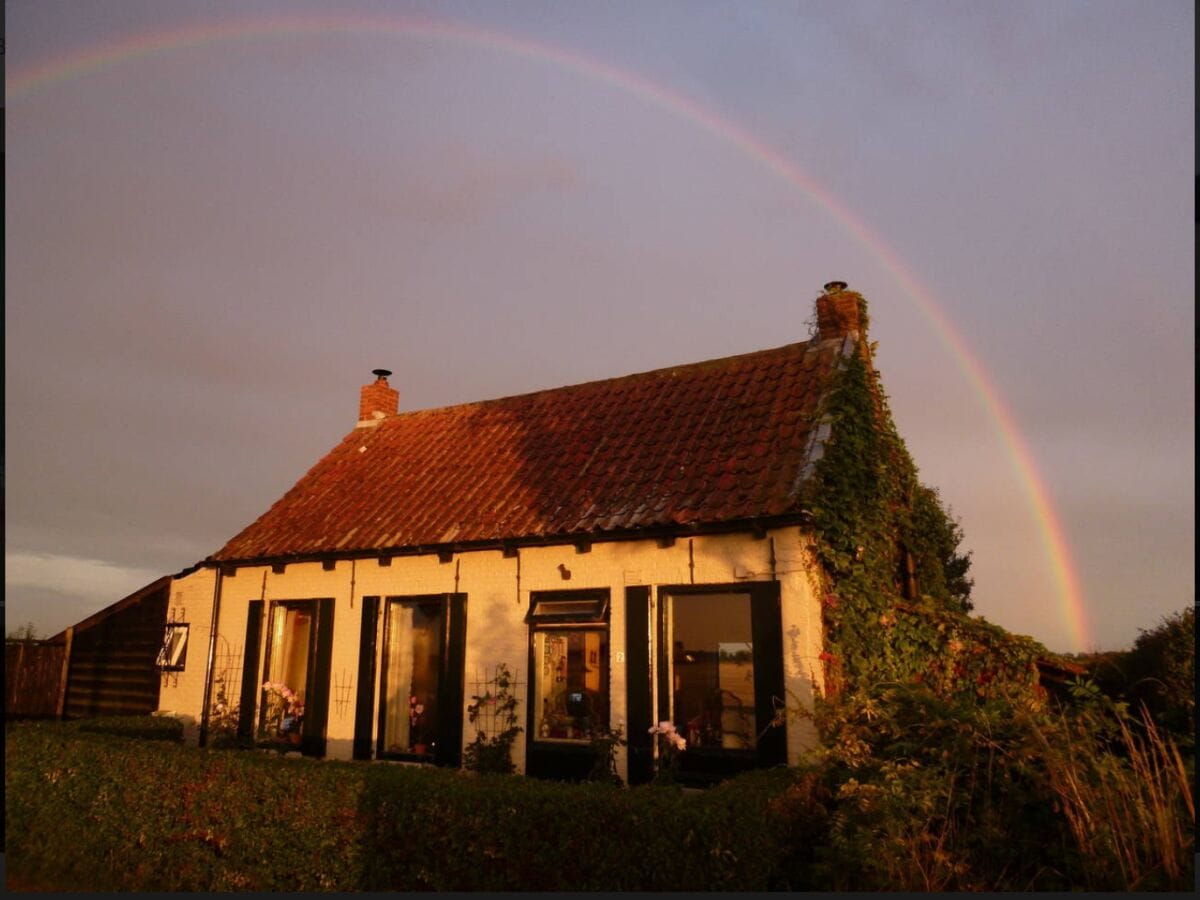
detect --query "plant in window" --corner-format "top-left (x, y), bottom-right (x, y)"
top-left (463, 663), bottom-right (523, 774)
top-left (262, 681), bottom-right (304, 736)
top-left (649, 721), bottom-right (687, 784)
top-left (408, 694), bottom-right (427, 748)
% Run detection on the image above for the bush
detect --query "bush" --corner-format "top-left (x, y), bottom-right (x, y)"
top-left (5, 720), bottom-right (816, 891)
top-left (1123, 607), bottom-right (1195, 742)
top-left (73, 715), bottom-right (184, 742)
top-left (804, 682), bottom-right (1195, 891)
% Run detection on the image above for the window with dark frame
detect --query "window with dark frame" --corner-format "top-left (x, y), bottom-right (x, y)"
top-left (528, 590), bottom-right (610, 743)
top-left (379, 597), bottom-right (445, 758)
top-left (655, 581), bottom-right (787, 781)
top-left (156, 623), bottom-right (189, 671)
top-left (663, 591), bottom-right (757, 751)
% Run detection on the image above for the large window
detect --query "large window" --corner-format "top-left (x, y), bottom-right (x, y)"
top-left (667, 592), bottom-right (757, 750)
top-left (377, 594), bottom-right (467, 765)
top-left (258, 598), bottom-right (336, 755)
top-left (657, 583), bottom-right (785, 782)
top-left (526, 590), bottom-right (611, 780)
top-left (242, 598), bottom-right (333, 756)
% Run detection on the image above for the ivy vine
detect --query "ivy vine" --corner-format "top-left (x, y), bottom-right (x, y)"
top-left (802, 309), bottom-right (1046, 699)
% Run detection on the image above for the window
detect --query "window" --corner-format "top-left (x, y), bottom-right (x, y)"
top-left (242, 598), bottom-right (334, 756)
top-left (261, 602), bottom-right (315, 738)
top-left (155, 623), bottom-right (189, 671)
top-left (657, 583), bottom-right (785, 781)
top-left (666, 592), bottom-right (757, 750)
top-left (377, 594), bottom-right (467, 764)
top-left (528, 590), bottom-right (610, 747)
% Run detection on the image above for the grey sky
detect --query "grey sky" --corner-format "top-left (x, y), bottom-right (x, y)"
top-left (5, 0), bottom-right (1193, 652)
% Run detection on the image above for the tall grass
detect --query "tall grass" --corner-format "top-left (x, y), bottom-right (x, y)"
top-left (809, 685), bottom-right (1196, 891)
top-left (1033, 705), bottom-right (1195, 891)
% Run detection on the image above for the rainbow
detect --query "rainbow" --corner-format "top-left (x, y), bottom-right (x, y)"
top-left (7, 13), bottom-right (1091, 650)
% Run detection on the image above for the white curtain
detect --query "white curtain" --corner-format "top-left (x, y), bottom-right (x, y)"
top-left (383, 603), bottom-right (415, 752)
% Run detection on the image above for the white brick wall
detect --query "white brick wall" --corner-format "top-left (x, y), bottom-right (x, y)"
top-left (157, 527), bottom-right (825, 775)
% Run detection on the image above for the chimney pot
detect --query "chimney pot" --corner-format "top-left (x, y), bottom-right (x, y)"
top-left (815, 281), bottom-right (863, 340)
top-left (358, 368), bottom-right (399, 426)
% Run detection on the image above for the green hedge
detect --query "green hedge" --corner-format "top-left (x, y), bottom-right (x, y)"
top-left (5, 721), bottom-right (820, 891)
top-left (72, 714), bottom-right (185, 742)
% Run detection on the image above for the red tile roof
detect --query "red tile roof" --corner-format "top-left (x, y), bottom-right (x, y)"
top-left (212, 338), bottom-right (848, 562)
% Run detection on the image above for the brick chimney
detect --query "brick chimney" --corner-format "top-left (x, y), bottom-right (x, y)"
top-left (815, 280), bottom-right (864, 340)
top-left (357, 369), bottom-right (398, 427)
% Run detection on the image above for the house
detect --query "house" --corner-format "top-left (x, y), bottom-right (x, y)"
top-left (155, 282), bottom-right (874, 784)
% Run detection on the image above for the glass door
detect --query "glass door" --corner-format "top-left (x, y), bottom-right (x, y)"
top-left (377, 594), bottom-right (466, 765)
top-left (657, 583), bottom-right (785, 782)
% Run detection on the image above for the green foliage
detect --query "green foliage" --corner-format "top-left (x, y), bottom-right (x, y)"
top-left (1122, 606), bottom-right (1195, 742)
top-left (803, 338), bottom-right (1043, 698)
top-left (73, 715), bottom-right (184, 742)
top-left (907, 485), bottom-right (974, 612)
top-left (803, 682), bottom-right (1194, 891)
top-left (462, 663), bottom-right (522, 775)
top-left (5, 720), bottom-right (816, 891)
top-left (586, 724), bottom-right (627, 786)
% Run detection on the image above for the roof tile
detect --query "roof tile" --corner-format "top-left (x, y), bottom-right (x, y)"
top-left (212, 339), bottom-right (842, 561)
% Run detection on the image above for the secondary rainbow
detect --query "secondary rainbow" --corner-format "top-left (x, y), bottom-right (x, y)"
top-left (7, 13), bottom-right (1092, 650)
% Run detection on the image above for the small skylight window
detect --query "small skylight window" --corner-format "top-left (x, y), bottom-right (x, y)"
top-left (528, 590), bottom-right (609, 624)
top-left (155, 623), bottom-right (189, 671)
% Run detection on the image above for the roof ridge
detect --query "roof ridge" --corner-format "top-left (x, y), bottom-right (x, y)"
top-left (377, 339), bottom-right (812, 423)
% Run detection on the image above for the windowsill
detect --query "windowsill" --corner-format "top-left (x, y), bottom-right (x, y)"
top-left (529, 739), bottom-right (596, 751)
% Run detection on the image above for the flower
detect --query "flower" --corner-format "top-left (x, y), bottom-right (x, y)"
top-left (649, 721), bottom-right (687, 752)
top-left (409, 695), bottom-right (426, 729)
top-left (261, 681), bottom-right (304, 735)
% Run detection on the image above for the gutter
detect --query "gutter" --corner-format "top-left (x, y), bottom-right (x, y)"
top-left (196, 565), bottom-right (224, 747)
top-left (207, 513), bottom-right (816, 572)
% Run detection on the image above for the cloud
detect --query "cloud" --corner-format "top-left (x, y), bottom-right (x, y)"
top-left (5, 551), bottom-right (164, 606)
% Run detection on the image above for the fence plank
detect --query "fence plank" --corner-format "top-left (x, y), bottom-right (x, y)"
top-left (5, 639), bottom-right (69, 717)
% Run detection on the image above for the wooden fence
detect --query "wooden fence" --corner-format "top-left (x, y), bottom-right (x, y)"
top-left (5, 629), bottom-right (73, 718)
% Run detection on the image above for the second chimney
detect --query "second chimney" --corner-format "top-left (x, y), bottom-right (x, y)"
top-left (815, 280), bottom-right (864, 341)
top-left (358, 369), bottom-right (399, 427)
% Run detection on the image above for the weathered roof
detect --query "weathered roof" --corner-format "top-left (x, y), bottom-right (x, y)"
top-left (212, 337), bottom-right (848, 562)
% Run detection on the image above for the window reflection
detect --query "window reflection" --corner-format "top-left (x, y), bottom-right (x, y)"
top-left (533, 629), bottom-right (609, 741)
top-left (667, 592), bottom-right (756, 750)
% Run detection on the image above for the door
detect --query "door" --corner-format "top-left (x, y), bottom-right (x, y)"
top-left (376, 594), bottom-right (466, 766)
top-left (259, 598), bottom-right (335, 756)
top-left (656, 582), bottom-right (784, 783)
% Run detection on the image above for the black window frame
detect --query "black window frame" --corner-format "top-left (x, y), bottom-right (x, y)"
top-left (375, 593), bottom-right (467, 768)
top-left (525, 588), bottom-right (612, 782)
top-left (656, 581), bottom-right (786, 785)
top-left (257, 597), bottom-right (335, 757)
top-left (155, 622), bottom-right (190, 671)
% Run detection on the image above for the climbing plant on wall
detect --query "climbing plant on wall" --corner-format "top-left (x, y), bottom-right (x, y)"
top-left (801, 301), bottom-right (1044, 700)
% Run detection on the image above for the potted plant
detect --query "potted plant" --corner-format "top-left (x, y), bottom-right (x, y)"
top-left (409, 694), bottom-right (428, 754)
top-left (262, 681), bottom-right (304, 745)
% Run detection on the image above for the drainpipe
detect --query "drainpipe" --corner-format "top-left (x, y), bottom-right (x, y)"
top-left (197, 565), bottom-right (224, 747)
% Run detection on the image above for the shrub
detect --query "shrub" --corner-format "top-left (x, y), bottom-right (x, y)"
top-left (803, 681), bottom-right (1195, 891)
top-left (1123, 607), bottom-right (1195, 743)
top-left (5, 720), bottom-right (813, 891)
top-left (73, 714), bottom-right (184, 742)
top-left (462, 663), bottom-right (522, 774)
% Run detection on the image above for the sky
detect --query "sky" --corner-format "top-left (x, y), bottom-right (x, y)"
top-left (5, 0), bottom-right (1193, 654)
